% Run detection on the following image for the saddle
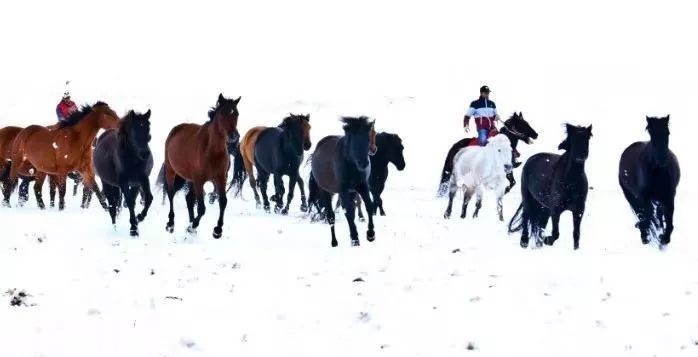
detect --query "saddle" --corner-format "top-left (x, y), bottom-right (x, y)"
top-left (465, 128), bottom-right (500, 147)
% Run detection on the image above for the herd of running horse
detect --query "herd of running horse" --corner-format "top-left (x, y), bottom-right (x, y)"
top-left (0, 94), bottom-right (681, 249)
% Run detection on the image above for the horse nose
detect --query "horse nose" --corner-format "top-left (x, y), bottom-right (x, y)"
top-left (304, 141), bottom-right (312, 151)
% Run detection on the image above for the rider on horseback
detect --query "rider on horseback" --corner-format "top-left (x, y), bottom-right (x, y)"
top-left (56, 81), bottom-right (78, 123)
top-left (463, 85), bottom-right (500, 146)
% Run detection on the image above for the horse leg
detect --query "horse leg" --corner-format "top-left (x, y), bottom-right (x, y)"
top-left (355, 194), bottom-right (365, 222)
top-left (572, 208), bottom-right (585, 250)
top-left (340, 191), bottom-right (360, 246)
top-left (257, 170), bottom-right (271, 212)
top-left (282, 172), bottom-right (297, 215)
top-left (495, 184), bottom-right (506, 221)
top-left (660, 199), bottom-right (675, 246)
top-left (102, 183), bottom-right (119, 226)
top-left (81, 172), bottom-right (107, 210)
top-left (184, 183), bottom-right (196, 224)
top-left (460, 186), bottom-right (475, 219)
top-left (471, 187), bottom-right (483, 218)
top-left (57, 175), bottom-right (67, 211)
top-left (190, 181), bottom-right (206, 233)
top-left (544, 211), bottom-right (561, 246)
top-left (273, 174), bottom-right (286, 214)
top-left (49, 175), bottom-right (57, 208)
top-left (319, 191), bottom-right (337, 247)
top-left (444, 177), bottom-right (458, 219)
top-left (136, 176), bottom-right (154, 223)
top-left (18, 178), bottom-right (30, 207)
top-left (33, 172), bottom-right (47, 210)
top-left (297, 174), bottom-right (308, 212)
top-left (372, 182), bottom-right (386, 216)
top-left (122, 185), bottom-right (140, 237)
top-left (212, 174), bottom-right (228, 239)
top-left (505, 171), bottom-right (515, 193)
top-left (356, 183), bottom-right (376, 243)
top-left (164, 165), bottom-right (184, 233)
top-left (72, 174), bottom-right (80, 197)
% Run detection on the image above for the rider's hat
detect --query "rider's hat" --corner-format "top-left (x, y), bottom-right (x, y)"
top-left (480, 85), bottom-right (491, 93)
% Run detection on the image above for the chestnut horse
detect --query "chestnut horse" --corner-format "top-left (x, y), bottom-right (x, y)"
top-left (1, 102), bottom-right (119, 210)
top-left (232, 114), bottom-right (312, 213)
top-left (163, 94), bottom-right (241, 239)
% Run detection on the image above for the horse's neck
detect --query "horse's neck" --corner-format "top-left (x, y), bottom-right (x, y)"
top-left (280, 128), bottom-right (301, 157)
top-left (204, 120), bottom-right (228, 152)
top-left (558, 153), bottom-right (585, 178)
top-left (71, 114), bottom-right (100, 148)
top-left (501, 127), bottom-right (519, 148)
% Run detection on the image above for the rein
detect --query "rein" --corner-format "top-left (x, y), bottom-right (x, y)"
top-left (501, 122), bottom-right (529, 141)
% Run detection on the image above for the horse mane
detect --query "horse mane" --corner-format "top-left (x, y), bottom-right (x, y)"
top-left (58, 101), bottom-right (108, 128)
top-left (117, 110), bottom-right (136, 140)
top-left (341, 116), bottom-right (373, 131)
top-left (279, 114), bottom-right (309, 127)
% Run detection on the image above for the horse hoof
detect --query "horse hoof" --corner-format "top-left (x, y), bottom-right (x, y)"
top-left (137, 213), bottom-right (145, 222)
top-left (359, 217), bottom-right (366, 222)
top-left (300, 203), bottom-right (308, 212)
top-left (520, 240), bottom-right (529, 248)
top-left (186, 225), bottom-right (197, 234)
top-left (444, 212), bottom-right (451, 219)
top-left (38, 204), bottom-right (45, 210)
top-left (213, 227), bottom-right (222, 239)
top-left (367, 230), bottom-right (375, 242)
top-left (351, 240), bottom-right (360, 247)
top-left (379, 212), bottom-right (386, 217)
top-left (166, 224), bottom-right (174, 233)
top-left (543, 237), bottom-right (554, 246)
top-left (130, 229), bottom-right (139, 237)
top-left (641, 237), bottom-right (649, 245)
top-left (331, 240), bottom-right (338, 247)
top-left (274, 206), bottom-right (282, 214)
top-left (281, 208), bottom-right (289, 215)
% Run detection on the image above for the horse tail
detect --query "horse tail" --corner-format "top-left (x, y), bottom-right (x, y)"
top-left (508, 203), bottom-right (524, 233)
top-left (307, 172), bottom-right (319, 215)
top-left (438, 139), bottom-right (470, 197)
top-left (228, 143), bottom-right (247, 197)
top-left (155, 162), bottom-right (167, 205)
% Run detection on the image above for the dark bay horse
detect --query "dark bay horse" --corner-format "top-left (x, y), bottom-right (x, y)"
top-left (438, 112), bottom-right (538, 196)
top-left (232, 114), bottom-right (311, 214)
top-left (93, 110), bottom-right (154, 236)
top-left (509, 124), bottom-right (592, 250)
top-left (163, 94), bottom-right (240, 238)
top-left (619, 116), bottom-right (680, 246)
top-left (308, 117), bottom-right (378, 247)
top-left (2, 102), bottom-right (119, 210)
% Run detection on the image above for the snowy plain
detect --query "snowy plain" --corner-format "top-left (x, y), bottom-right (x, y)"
top-left (2, 0), bottom-right (698, 356)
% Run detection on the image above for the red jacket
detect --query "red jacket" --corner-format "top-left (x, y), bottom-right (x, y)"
top-left (56, 99), bottom-right (78, 121)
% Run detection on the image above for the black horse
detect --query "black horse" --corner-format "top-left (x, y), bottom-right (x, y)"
top-left (93, 110), bottom-right (154, 236)
top-left (308, 117), bottom-right (377, 247)
top-left (330, 131), bottom-right (406, 218)
top-left (619, 116), bottom-right (680, 246)
top-left (437, 112), bottom-right (538, 196)
top-left (234, 114), bottom-right (312, 214)
top-left (509, 124), bottom-right (592, 250)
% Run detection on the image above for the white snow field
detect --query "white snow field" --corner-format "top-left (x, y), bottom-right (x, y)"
top-left (2, 1), bottom-right (698, 356)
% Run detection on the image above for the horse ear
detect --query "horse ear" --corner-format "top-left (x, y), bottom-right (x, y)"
top-left (218, 93), bottom-right (224, 104)
top-left (587, 125), bottom-right (593, 136)
top-left (558, 138), bottom-right (569, 151)
top-left (234, 96), bottom-right (241, 105)
top-left (144, 109), bottom-right (151, 119)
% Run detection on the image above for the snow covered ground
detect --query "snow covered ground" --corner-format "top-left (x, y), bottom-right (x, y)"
top-left (2, 0), bottom-right (698, 356)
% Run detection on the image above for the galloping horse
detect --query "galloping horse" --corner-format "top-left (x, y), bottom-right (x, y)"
top-left (444, 134), bottom-right (513, 221)
top-left (308, 117), bottom-right (378, 247)
top-left (619, 116), bottom-right (680, 246)
top-left (509, 124), bottom-right (592, 250)
top-left (2, 102), bottom-right (120, 210)
top-left (438, 112), bottom-right (538, 196)
top-left (232, 114), bottom-right (312, 214)
top-left (93, 110), bottom-right (154, 236)
top-left (163, 94), bottom-right (240, 238)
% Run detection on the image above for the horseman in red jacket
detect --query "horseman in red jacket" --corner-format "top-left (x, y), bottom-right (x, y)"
top-left (56, 86), bottom-right (78, 123)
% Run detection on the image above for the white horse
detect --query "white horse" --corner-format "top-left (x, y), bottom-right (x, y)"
top-left (443, 134), bottom-right (513, 221)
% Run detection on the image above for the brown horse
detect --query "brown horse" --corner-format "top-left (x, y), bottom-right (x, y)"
top-left (2, 102), bottom-right (120, 210)
top-left (164, 94), bottom-right (241, 239)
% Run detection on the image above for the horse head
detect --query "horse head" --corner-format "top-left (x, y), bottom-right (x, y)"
top-left (280, 114), bottom-right (312, 154)
top-left (377, 132), bottom-right (406, 171)
top-left (93, 102), bottom-right (120, 130)
top-left (342, 116), bottom-right (375, 169)
top-left (489, 134), bottom-right (513, 173)
top-left (558, 124), bottom-right (592, 164)
top-left (507, 112), bottom-right (538, 144)
top-left (646, 115), bottom-right (671, 166)
top-left (120, 109), bottom-right (152, 160)
top-left (210, 93), bottom-right (241, 144)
